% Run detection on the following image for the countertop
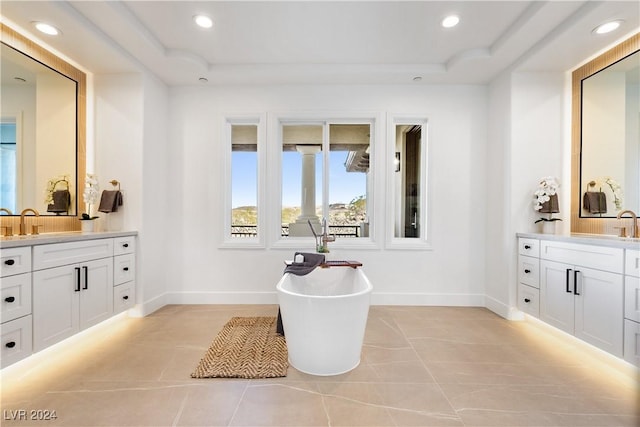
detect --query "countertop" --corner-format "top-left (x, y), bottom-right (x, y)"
top-left (517, 232), bottom-right (640, 250)
top-left (0, 230), bottom-right (138, 249)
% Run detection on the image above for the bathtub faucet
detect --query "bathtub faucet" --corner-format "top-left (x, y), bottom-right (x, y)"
top-left (308, 219), bottom-right (335, 253)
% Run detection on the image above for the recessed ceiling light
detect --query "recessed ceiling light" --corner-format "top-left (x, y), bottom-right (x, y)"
top-left (33, 22), bottom-right (60, 36)
top-left (199, 77), bottom-right (209, 83)
top-left (413, 76), bottom-right (422, 82)
top-left (14, 77), bottom-right (27, 83)
top-left (593, 20), bottom-right (623, 35)
top-left (441, 15), bottom-right (460, 28)
top-left (193, 14), bottom-right (213, 29)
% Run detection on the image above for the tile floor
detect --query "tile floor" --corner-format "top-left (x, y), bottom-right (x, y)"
top-left (1, 305), bottom-right (638, 426)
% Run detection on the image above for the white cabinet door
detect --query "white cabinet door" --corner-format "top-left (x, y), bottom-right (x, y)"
top-left (540, 260), bottom-right (575, 334)
top-left (33, 258), bottom-right (114, 352)
top-left (33, 265), bottom-right (81, 351)
top-left (574, 267), bottom-right (623, 357)
top-left (79, 258), bottom-right (113, 330)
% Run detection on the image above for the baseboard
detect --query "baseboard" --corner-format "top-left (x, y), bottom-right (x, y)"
top-left (166, 291), bottom-right (279, 305)
top-left (129, 292), bottom-right (167, 317)
top-left (484, 295), bottom-right (525, 320)
top-left (370, 292), bottom-right (485, 306)
top-left (162, 291), bottom-right (486, 307)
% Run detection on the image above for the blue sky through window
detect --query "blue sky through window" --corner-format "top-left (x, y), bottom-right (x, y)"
top-left (231, 150), bottom-right (366, 208)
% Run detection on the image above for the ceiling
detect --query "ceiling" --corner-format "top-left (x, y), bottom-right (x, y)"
top-left (1, 1), bottom-right (638, 86)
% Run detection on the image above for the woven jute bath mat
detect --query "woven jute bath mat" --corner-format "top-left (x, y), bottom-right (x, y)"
top-left (191, 316), bottom-right (288, 379)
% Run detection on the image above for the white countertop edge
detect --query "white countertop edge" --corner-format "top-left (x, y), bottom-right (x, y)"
top-left (517, 232), bottom-right (640, 250)
top-left (0, 231), bottom-right (138, 249)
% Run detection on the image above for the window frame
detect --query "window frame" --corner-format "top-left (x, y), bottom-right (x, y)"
top-left (220, 114), bottom-right (266, 248)
top-left (268, 112), bottom-right (382, 250)
top-left (386, 114), bottom-right (432, 250)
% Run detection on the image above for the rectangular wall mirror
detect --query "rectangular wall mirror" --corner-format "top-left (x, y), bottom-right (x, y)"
top-left (0, 24), bottom-right (85, 230)
top-left (572, 33), bottom-right (639, 234)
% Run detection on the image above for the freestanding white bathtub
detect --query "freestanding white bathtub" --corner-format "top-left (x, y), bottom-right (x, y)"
top-left (276, 264), bottom-right (372, 376)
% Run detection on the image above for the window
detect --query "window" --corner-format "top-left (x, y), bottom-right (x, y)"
top-left (280, 121), bottom-right (372, 241)
top-left (223, 117), bottom-right (265, 246)
top-left (0, 119), bottom-right (17, 212)
top-left (388, 117), bottom-right (430, 248)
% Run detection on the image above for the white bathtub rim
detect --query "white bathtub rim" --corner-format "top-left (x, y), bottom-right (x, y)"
top-left (276, 270), bottom-right (373, 299)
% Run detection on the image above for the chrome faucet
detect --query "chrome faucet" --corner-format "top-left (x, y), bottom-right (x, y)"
top-left (320, 218), bottom-right (336, 246)
top-left (617, 209), bottom-right (639, 238)
top-left (19, 208), bottom-right (40, 235)
top-left (307, 218), bottom-right (335, 253)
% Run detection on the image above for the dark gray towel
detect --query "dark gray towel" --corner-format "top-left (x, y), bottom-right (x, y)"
top-left (277, 252), bottom-right (326, 335)
top-left (283, 252), bottom-right (326, 275)
top-left (98, 190), bottom-right (123, 213)
top-left (47, 190), bottom-right (70, 214)
top-left (583, 191), bottom-right (607, 214)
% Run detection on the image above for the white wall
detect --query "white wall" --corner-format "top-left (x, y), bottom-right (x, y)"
top-left (511, 72), bottom-right (568, 234)
top-left (94, 72), bottom-right (171, 316)
top-left (165, 84), bottom-right (488, 308)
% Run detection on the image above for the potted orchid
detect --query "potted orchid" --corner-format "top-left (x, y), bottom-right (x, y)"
top-left (80, 173), bottom-right (99, 231)
top-left (533, 176), bottom-right (561, 234)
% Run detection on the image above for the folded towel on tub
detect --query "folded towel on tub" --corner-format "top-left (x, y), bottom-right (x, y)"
top-left (277, 252), bottom-right (326, 336)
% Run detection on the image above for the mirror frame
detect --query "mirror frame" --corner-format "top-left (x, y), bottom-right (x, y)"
top-left (571, 32), bottom-right (639, 235)
top-left (0, 23), bottom-right (85, 232)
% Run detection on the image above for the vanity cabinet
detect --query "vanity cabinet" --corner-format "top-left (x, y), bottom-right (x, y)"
top-left (1, 247), bottom-right (33, 368)
top-left (518, 237), bottom-right (626, 359)
top-left (0, 232), bottom-right (137, 368)
top-left (517, 238), bottom-right (540, 317)
top-left (32, 239), bottom-right (114, 352)
top-left (623, 250), bottom-right (640, 365)
top-left (113, 236), bottom-right (135, 314)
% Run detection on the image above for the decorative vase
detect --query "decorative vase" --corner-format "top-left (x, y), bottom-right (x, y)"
top-left (80, 220), bottom-right (95, 232)
top-left (541, 221), bottom-right (556, 234)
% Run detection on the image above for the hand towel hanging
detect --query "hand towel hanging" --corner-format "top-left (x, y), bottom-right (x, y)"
top-left (98, 190), bottom-right (123, 213)
top-left (583, 191), bottom-right (607, 214)
top-left (47, 190), bottom-right (71, 214)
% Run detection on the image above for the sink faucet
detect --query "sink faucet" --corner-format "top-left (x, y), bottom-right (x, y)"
top-left (0, 208), bottom-right (13, 237)
top-left (19, 208), bottom-right (40, 235)
top-left (617, 210), bottom-right (639, 238)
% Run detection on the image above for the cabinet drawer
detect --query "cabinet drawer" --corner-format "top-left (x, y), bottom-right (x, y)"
top-left (0, 247), bottom-right (31, 277)
top-left (114, 282), bottom-right (135, 314)
top-left (626, 250), bottom-right (640, 278)
top-left (519, 238), bottom-right (539, 257)
top-left (540, 240), bottom-right (623, 273)
top-left (518, 255), bottom-right (539, 288)
top-left (1, 273), bottom-right (32, 323)
top-left (114, 254), bottom-right (135, 286)
top-left (518, 283), bottom-right (539, 317)
top-left (113, 236), bottom-right (135, 256)
top-left (625, 276), bottom-right (640, 323)
top-left (33, 238), bottom-right (113, 271)
top-left (623, 319), bottom-right (640, 367)
top-left (1, 315), bottom-right (33, 368)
